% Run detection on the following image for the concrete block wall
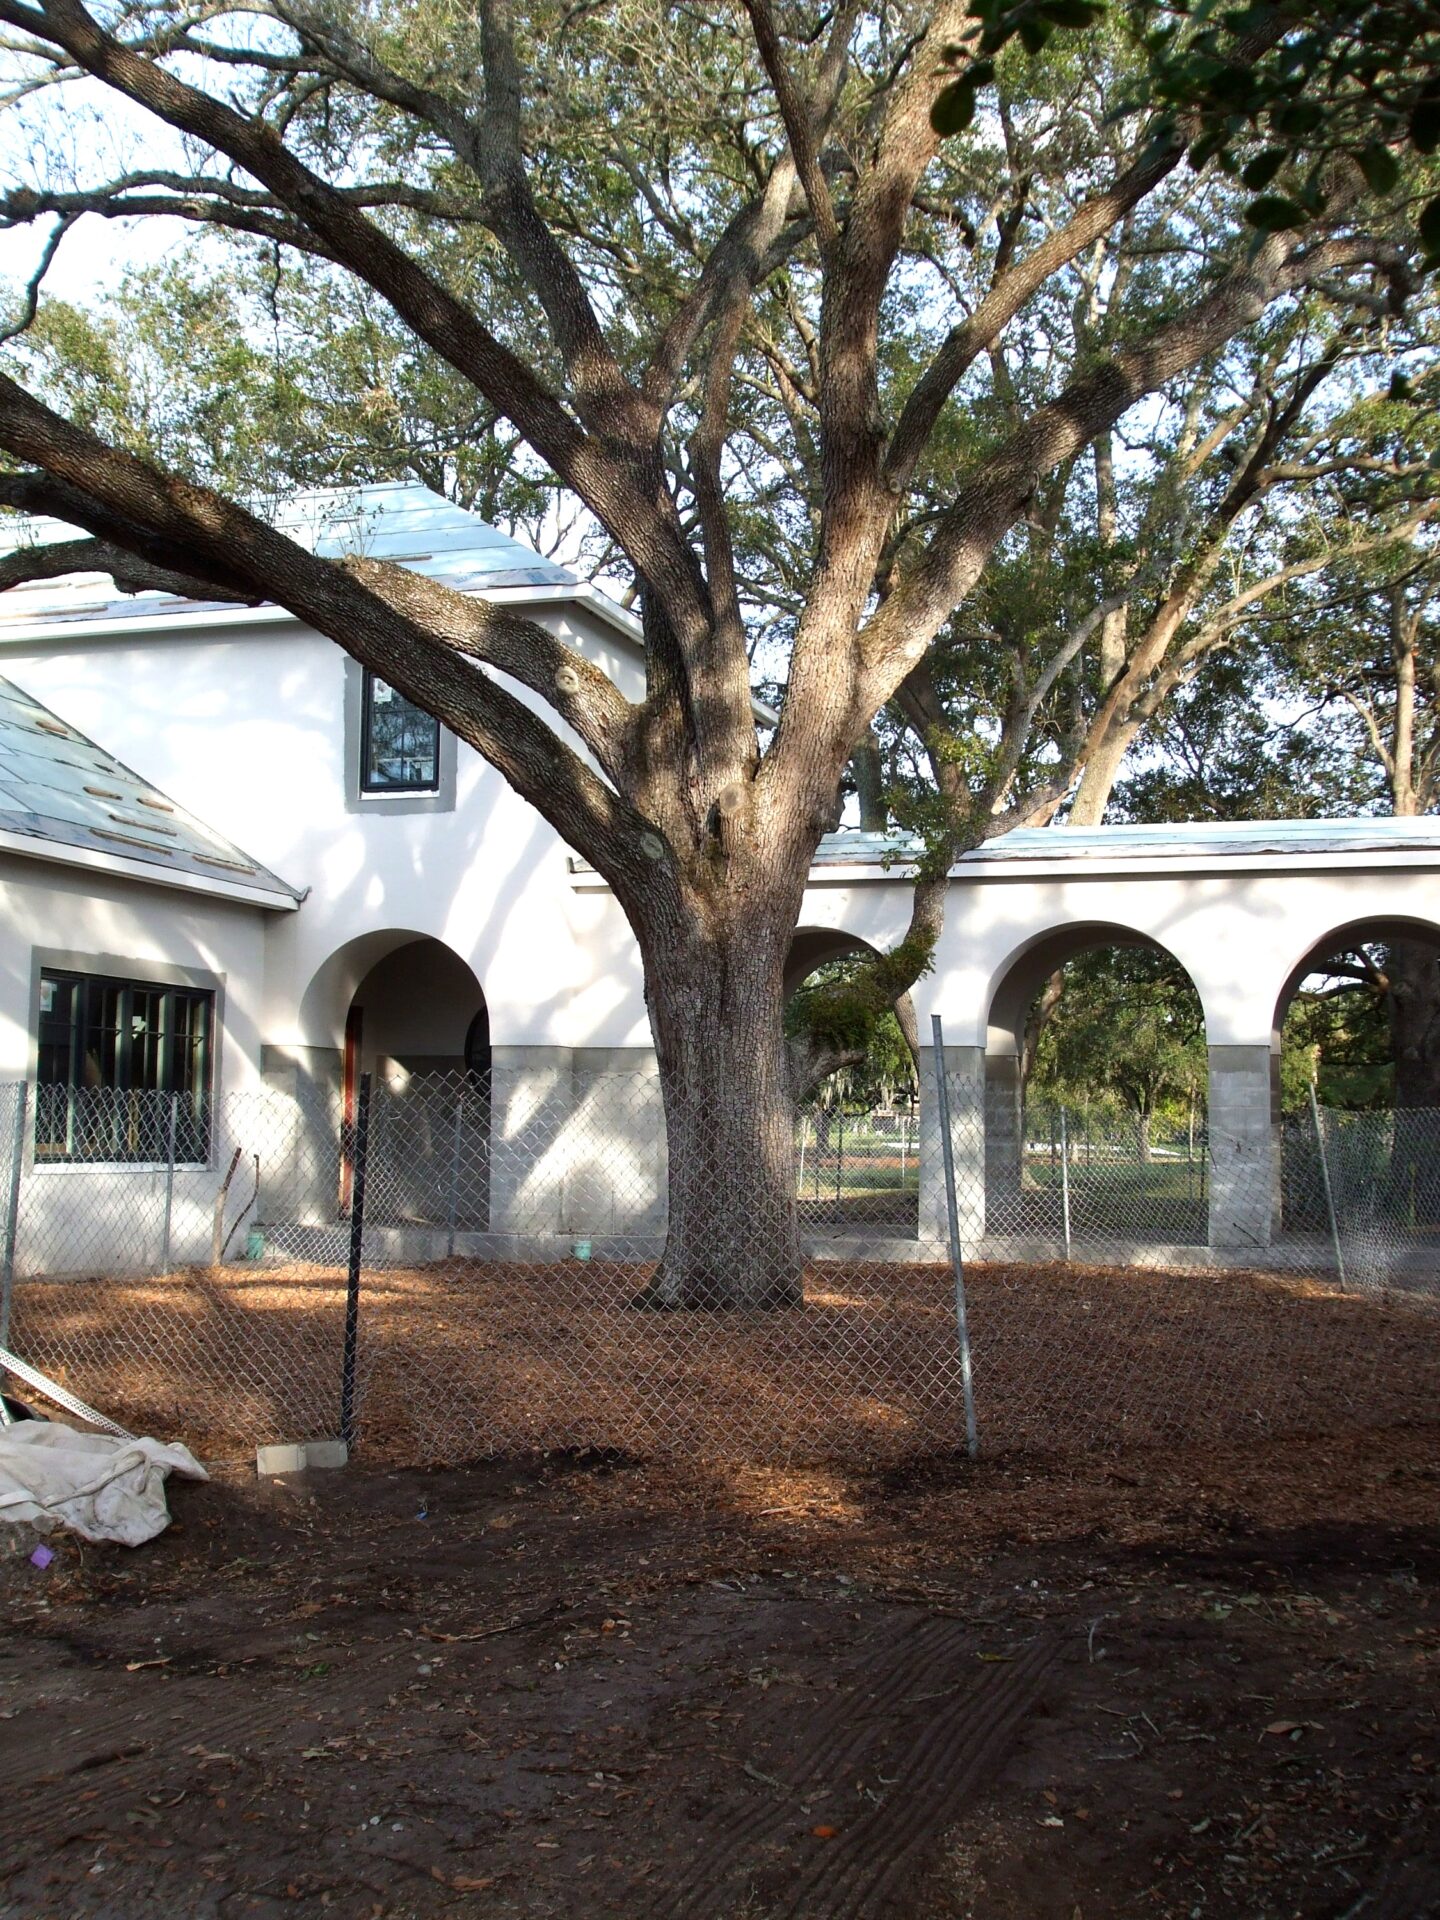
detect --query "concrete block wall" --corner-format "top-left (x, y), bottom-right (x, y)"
top-left (1206, 1045), bottom-right (1280, 1252)
top-left (917, 1043), bottom-right (986, 1252)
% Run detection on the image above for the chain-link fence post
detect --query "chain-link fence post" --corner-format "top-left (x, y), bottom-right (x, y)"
top-left (1308, 1081), bottom-right (1348, 1294)
top-left (0, 1081), bottom-right (28, 1355)
top-left (931, 1015), bottom-right (978, 1459)
top-left (340, 1071), bottom-right (371, 1450)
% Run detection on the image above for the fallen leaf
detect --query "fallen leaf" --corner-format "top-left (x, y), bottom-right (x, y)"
top-left (125, 1658), bottom-right (171, 1672)
top-left (811, 1825), bottom-right (839, 1839)
top-left (429, 1868), bottom-right (495, 1892)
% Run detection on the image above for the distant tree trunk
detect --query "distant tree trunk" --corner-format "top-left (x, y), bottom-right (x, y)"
top-left (853, 728), bottom-right (888, 832)
top-left (1020, 968), bottom-right (1066, 1090)
top-left (1388, 936), bottom-right (1440, 1109)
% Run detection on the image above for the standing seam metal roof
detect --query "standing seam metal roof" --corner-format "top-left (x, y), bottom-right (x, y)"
top-left (0, 676), bottom-right (302, 904)
top-left (0, 481), bottom-right (597, 631)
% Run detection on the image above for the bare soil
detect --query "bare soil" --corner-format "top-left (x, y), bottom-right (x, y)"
top-left (2, 1421), bottom-right (1439, 1919)
top-left (12, 1258), bottom-right (1439, 1467)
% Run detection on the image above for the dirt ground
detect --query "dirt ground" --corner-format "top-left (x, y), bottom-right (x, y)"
top-left (3, 1421), bottom-right (1439, 1919)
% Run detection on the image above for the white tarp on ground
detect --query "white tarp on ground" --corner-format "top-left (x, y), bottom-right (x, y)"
top-left (0, 1421), bottom-right (207, 1546)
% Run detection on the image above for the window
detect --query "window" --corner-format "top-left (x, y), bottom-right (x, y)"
top-left (361, 671), bottom-right (441, 794)
top-left (36, 970), bottom-right (214, 1163)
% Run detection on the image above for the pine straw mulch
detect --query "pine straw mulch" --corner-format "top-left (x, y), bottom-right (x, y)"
top-left (8, 1253), bottom-right (1438, 1469)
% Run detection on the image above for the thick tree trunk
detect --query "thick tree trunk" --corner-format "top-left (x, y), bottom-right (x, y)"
top-left (1388, 937), bottom-right (1440, 1109)
top-left (638, 914), bottom-right (804, 1309)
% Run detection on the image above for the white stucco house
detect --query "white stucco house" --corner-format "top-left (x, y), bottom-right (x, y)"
top-left (0, 480), bottom-right (1437, 1265)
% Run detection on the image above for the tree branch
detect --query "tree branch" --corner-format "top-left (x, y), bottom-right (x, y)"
top-left (0, 375), bottom-right (661, 886)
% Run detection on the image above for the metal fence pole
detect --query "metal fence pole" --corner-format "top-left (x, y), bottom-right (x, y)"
top-left (1059, 1104), bottom-right (1073, 1262)
top-left (340, 1071), bottom-right (371, 1449)
top-left (159, 1091), bottom-right (179, 1274)
top-left (931, 1015), bottom-right (978, 1459)
top-left (0, 1081), bottom-right (29, 1357)
top-left (1308, 1081), bottom-right (1348, 1294)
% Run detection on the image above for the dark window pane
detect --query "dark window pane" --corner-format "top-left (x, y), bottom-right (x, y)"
top-left (129, 988), bottom-right (164, 1092)
top-left (362, 673), bottom-right (440, 792)
top-left (36, 969), bottom-right (214, 1164)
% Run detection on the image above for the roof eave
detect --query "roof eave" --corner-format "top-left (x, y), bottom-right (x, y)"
top-left (0, 576), bottom-right (782, 725)
top-left (0, 826), bottom-right (302, 910)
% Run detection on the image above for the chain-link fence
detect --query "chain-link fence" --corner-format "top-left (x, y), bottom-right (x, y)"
top-left (2, 1070), bottom-right (1436, 1467)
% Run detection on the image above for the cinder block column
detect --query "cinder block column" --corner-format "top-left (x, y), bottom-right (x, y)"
top-left (488, 1045), bottom-right (575, 1238)
top-left (1208, 1044), bottom-right (1280, 1253)
top-left (983, 1051), bottom-right (1025, 1233)
top-left (562, 1049), bottom-right (666, 1239)
top-left (918, 1043), bottom-right (985, 1253)
top-left (258, 1045), bottom-right (344, 1231)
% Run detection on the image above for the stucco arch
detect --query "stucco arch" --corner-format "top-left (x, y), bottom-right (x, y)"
top-left (1272, 913), bottom-right (1440, 1045)
top-left (784, 925), bottom-right (920, 1076)
top-left (984, 920), bottom-right (1197, 1058)
top-left (784, 925), bottom-right (878, 999)
top-left (296, 927), bottom-right (487, 1054)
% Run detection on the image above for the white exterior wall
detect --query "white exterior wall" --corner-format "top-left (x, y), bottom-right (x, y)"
top-left (779, 853), bottom-right (1440, 1051)
top-left (1, 589), bottom-right (1437, 1267)
top-left (11, 608), bottom-right (1433, 1075)
top-left (0, 854), bottom-right (279, 1280)
top-left (0, 602), bottom-right (654, 1058)
top-left (0, 856), bottom-right (270, 1085)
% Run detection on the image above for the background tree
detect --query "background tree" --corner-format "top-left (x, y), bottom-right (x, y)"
top-left (1027, 945), bottom-right (1207, 1156)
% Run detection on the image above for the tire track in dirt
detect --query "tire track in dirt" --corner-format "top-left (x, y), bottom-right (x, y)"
top-left (5, 1688), bottom-right (313, 1870)
top-left (649, 1614), bottom-right (971, 1918)
top-left (772, 1631), bottom-right (1062, 1918)
top-left (648, 1617), bottom-right (1061, 1919)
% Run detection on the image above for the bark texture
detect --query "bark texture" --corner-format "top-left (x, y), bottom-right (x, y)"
top-left (1387, 936), bottom-right (1440, 1109)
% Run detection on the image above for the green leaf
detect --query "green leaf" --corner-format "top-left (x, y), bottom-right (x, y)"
top-left (1240, 148), bottom-right (1286, 190)
top-left (1272, 99), bottom-right (1323, 137)
top-left (1419, 192), bottom-right (1440, 255)
top-left (1187, 126), bottom-right (1230, 172)
top-left (1389, 371), bottom-right (1413, 402)
top-left (1243, 194), bottom-right (1307, 232)
top-left (1411, 93), bottom-right (1440, 156)
top-left (930, 78), bottom-right (977, 137)
top-left (1039, 0), bottom-right (1106, 27)
top-left (1357, 141), bottom-right (1399, 196)
top-left (1018, 15), bottom-right (1054, 53)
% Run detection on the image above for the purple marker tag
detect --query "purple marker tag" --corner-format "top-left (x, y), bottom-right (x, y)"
top-left (29, 1545), bottom-right (54, 1570)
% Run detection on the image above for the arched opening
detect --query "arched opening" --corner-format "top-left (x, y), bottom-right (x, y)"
top-left (330, 934), bottom-right (491, 1231)
top-left (985, 923), bottom-right (1209, 1247)
top-left (1273, 916), bottom-right (1440, 1267)
top-left (783, 928), bottom-right (919, 1232)
top-left (1275, 915), bottom-right (1440, 1113)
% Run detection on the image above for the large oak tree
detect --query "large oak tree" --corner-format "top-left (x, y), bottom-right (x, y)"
top-left (0, 0), bottom-right (1420, 1302)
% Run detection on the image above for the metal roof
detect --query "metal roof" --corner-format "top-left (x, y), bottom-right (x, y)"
top-left (0, 481), bottom-right (615, 633)
top-left (811, 817), bottom-right (1440, 868)
top-left (0, 675), bottom-right (302, 907)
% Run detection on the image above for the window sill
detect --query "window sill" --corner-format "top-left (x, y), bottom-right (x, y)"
top-left (30, 1158), bottom-right (213, 1176)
